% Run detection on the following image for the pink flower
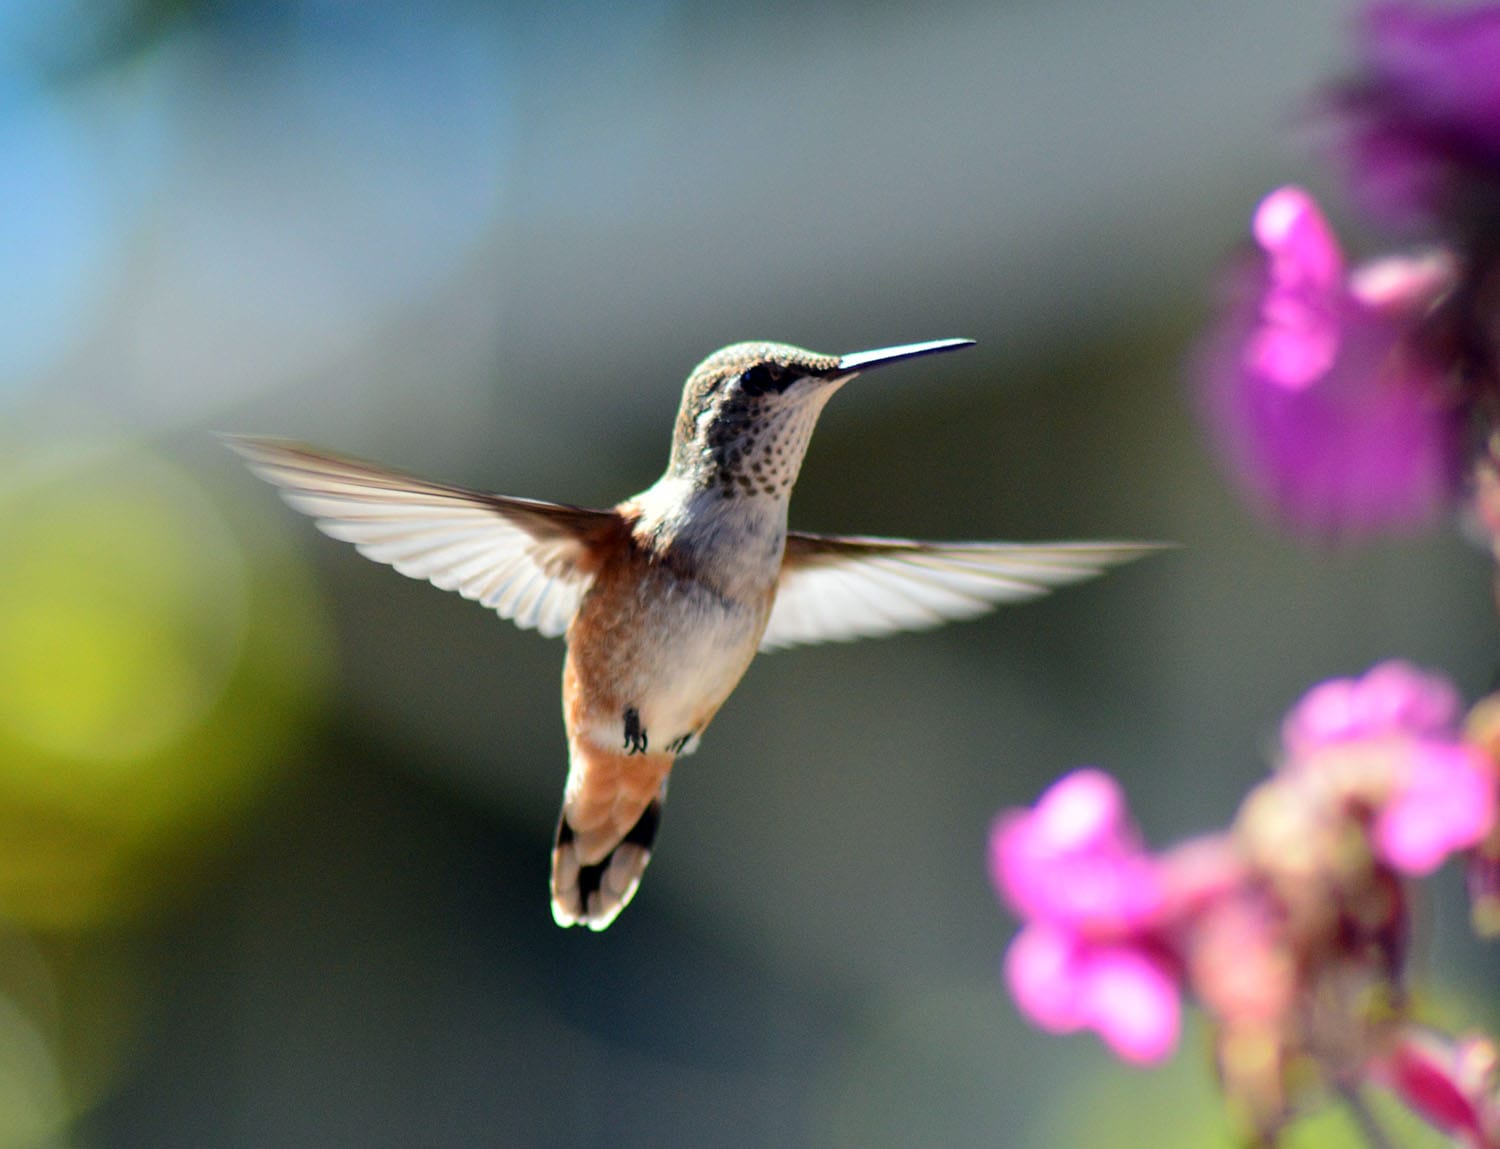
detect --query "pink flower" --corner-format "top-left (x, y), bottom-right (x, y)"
top-left (989, 769), bottom-right (1164, 934)
top-left (1280, 661), bottom-right (1497, 875)
top-left (1376, 742), bottom-right (1498, 874)
top-left (1281, 659), bottom-right (1462, 755)
top-left (1335, 2), bottom-right (1500, 227)
top-left (1372, 1027), bottom-right (1500, 1147)
top-left (1185, 892), bottom-right (1295, 1027)
top-left (1194, 187), bottom-right (1464, 540)
top-left (1201, 8), bottom-right (1500, 544)
top-left (1196, 187), bottom-right (1463, 537)
top-left (991, 672), bottom-right (1499, 1080)
top-left (991, 771), bottom-right (1181, 1063)
top-left (1244, 188), bottom-right (1345, 390)
top-left (1004, 923), bottom-right (1180, 1065)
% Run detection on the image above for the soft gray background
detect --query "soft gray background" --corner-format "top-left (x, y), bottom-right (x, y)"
top-left (4, 1), bottom-right (1495, 1146)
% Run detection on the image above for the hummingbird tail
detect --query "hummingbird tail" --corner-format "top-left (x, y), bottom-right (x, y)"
top-left (550, 744), bottom-right (673, 931)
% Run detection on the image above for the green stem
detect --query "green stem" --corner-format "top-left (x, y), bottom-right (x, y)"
top-left (1337, 1083), bottom-right (1397, 1149)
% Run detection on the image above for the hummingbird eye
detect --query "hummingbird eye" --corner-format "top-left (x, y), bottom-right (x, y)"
top-left (739, 363), bottom-right (787, 396)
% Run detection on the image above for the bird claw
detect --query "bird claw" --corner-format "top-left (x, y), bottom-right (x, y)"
top-left (623, 707), bottom-right (648, 754)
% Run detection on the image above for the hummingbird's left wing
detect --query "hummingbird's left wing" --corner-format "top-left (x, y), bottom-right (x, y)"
top-left (224, 436), bottom-right (619, 638)
top-left (760, 532), bottom-right (1161, 651)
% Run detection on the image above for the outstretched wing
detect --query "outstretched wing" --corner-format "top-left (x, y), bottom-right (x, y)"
top-left (224, 435), bottom-right (619, 638)
top-left (760, 532), bottom-right (1162, 651)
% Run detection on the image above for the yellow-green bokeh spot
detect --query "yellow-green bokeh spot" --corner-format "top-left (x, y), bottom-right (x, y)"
top-left (0, 990), bottom-right (69, 1149)
top-left (0, 437), bottom-right (331, 928)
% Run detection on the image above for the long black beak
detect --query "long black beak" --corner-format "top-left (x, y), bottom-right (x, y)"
top-left (837, 338), bottom-right (975, 374)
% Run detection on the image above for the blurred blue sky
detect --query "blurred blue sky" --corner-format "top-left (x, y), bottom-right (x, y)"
top-left (2, 0), bottom-right (512, 408)
top-left (2, 0), bottom-right (1353, 431)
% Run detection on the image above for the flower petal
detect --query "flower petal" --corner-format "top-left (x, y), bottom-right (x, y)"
top-left (1245, 187), bottom-right (1344, 390)
top-left (1196, 190), bottom-right (1463, 538)
top-left (1003, 923), bottom-right (1086, 1034)
top-left (990, 770), bottom-right (1165, 932)
top-left (1282, 660), bottom-right (1461, 755)
top-left (1332, 3), bottom-right (1500, 224)
top-left (1079, 946), bottom-right (1182, 1065)
top-left (1375, 742), bottom-right (1497, 874)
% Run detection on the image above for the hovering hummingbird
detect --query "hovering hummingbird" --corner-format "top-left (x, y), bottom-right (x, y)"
top-left (226, 338), bottom-right (1156, 930)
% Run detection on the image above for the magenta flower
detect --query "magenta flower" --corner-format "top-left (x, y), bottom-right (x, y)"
top-left (1372, 1027), bottom-right (1500, 1147)
top-left (1196, 186), bottom-right (1463, 537)
top-left (1280, 661), bottom-right (1497, 874)
top-left (1281, 658), bottom-right (1462, 755)
top-left (989, 769), bottom-right (1164, 934)
top-left (1243, 187), bottom-right (1345, 390)
top-left (1004, 923), bottom-right (1180, 1065)
top-left (1336, 2), bottom-right (1500, 226)
top-left (1376, 742), bottom-right (1497, 874)
top-left (990, 770), bottom-right (1180, 1063)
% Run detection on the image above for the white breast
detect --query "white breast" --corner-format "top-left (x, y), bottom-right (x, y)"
top-left (639, 584), bottom-right (767, 744)
top-left (588, 474), bottom-right (788, 754)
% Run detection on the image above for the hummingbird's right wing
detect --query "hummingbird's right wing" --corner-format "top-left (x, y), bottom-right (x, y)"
top-left (760, 533), bottom-right (1162, 651)
top-left (224, 436), bottom-right (619, 638)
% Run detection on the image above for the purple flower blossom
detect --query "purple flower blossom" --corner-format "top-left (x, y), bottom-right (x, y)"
top-left (1196, 186), bottom-right (1463, 536)
top-left (1336, 2), bottom-right (1500, 227)
top-left (1004, 924), bottom-right (1180, 1065)
top-left (989, 769), bottom-right (1164, 933)
top-left (990, 771), bottom-right (1181, 1063)
top-left (1281, 658), bottom-right (1462, 755)
top-left (1280, 661), bottom-right (1496, 874)
top-left (1372, 1027), bottom-right (1500, 1147)
top-left (1104, 5), bottom-right (1500, 1137)
top-left (991, 662), bottom-right (1500, 1112)
top-left (1198, 4), bottom-right (1500, 543)
top-left (1243, 187), bottom-right (1345, 390)
top-left (1376, 742), bottom-right (1497, 874)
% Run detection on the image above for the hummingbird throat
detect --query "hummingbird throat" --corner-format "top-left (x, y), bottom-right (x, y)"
top-left (689, 394), bottom-right (830, 502)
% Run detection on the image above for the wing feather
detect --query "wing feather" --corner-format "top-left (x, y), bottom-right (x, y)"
top-left (761, 532), bottom-right (1163, 651)
top-left (224, 435), bottom-right (618, 638)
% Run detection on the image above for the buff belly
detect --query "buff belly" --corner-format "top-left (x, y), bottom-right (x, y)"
top-left (564, 569), bottom-right (770, 757)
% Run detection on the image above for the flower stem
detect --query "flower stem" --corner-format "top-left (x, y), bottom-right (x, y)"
top-left (1337, 1083), bottom-right (1397, 1149)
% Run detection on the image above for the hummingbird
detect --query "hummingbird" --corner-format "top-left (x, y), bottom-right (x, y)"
top-left (226, 338), bottom-right (1156, 931)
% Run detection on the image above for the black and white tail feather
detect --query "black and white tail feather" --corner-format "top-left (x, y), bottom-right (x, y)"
top-left (551, 792), bottom-right (664, 931)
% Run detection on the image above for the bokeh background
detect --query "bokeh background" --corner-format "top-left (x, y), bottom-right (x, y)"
top-left (2, 1), bottom-right (1495, 1146)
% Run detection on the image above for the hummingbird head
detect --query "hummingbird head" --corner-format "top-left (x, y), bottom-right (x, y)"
top-left (667, 339), bottom-right (973, 499)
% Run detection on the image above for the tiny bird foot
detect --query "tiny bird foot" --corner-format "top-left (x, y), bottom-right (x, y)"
top-left (622, 706), bottom-right (648, 754)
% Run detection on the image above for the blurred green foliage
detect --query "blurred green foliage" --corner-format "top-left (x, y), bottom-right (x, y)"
top-left (0, 435), bottom-right (330, 926)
